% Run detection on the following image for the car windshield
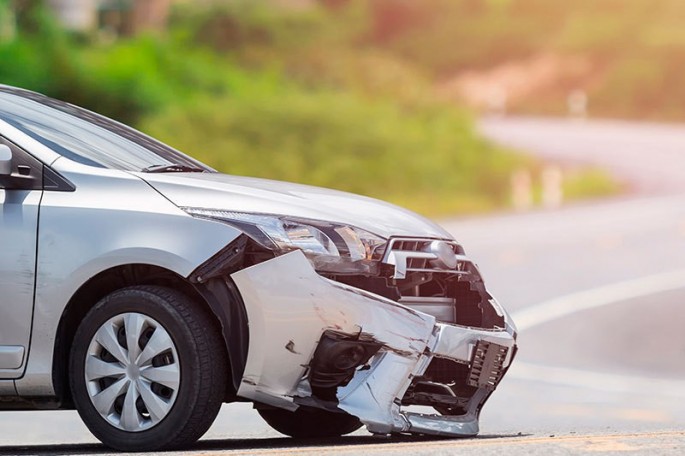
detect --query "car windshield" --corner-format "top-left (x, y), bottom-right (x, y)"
top-left (0, 87), bottom-right (213, 173)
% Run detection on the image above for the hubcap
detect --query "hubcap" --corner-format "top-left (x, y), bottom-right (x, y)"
top-left (84, 312), bottom-right (181, 432)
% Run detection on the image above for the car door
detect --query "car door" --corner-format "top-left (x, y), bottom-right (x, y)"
top-left (0, 135), bottom-right (43, 376)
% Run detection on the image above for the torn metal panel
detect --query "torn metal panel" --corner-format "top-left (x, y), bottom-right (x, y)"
top-left (335, 350), bottom-right (427, 434)
top-left (231, 250), bottom-right (435, 411)
top-left (231, 250), bottom-right (517, 437)
top-left (402, 390), bottom-right (489, 436)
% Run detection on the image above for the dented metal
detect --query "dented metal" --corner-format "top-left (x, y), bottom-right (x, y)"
top-left (231, 251), bottom-right (435, 411)
top-left (231, 250), bottom-right (516, 437)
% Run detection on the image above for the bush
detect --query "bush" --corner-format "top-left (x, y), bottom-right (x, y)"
top-left (0, 1), bottom-right (555, 215)
top-left (141, 81), bottom-right (524, 215)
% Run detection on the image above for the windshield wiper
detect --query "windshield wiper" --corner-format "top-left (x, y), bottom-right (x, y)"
top-left (141, 164), bottom-right (207, 173)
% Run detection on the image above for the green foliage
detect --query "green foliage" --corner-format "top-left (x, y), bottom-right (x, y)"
top-left (2, 0), bottom-right (618, 216)
top-left (173, 0), bottom-right (330, 55)
top-left (355, 0), bottom-right (563, 75)
top-left (0, 12), bottom-right (155, 124)
top-left (141, 82), bottom-right (523, 215)
top-left (0, 3), bottom-right (69, 94)
top-left (563, 168), bottom-right (621, 201)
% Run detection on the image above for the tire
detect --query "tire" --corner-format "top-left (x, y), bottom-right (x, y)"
top-left (69, 285), bottom-right (227, 451)
top-left (258, 407), bottom-right (363, 438)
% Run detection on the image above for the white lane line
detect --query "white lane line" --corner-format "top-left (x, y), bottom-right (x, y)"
top-left (509, 362), bottom-right (685, 399)
top-left (508, 270), bottom-right (685, 396)
top-left (511, 268), bottom-right (685, 331)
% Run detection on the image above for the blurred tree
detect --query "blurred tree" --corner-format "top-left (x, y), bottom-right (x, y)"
top-left (100, 0), bottom-right (170, 36)
top-left (130, 0), bottom-right (170, 33)
top-left (12, 0), bottom-right (43, 33)
top-left (368, 0), bottom-right (432, 43)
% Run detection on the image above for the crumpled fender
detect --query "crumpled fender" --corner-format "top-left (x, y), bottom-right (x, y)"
top-left (231, 251), bottom-right (435, 411)
top-left (231, 250), bottom-right (516, 436)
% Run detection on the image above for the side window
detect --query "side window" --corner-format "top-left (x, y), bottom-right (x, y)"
top-left (0, 136), bottom-right (44, 191)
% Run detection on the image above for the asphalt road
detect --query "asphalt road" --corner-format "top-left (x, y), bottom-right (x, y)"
top-left (2, 116), bottom-right (685, 455)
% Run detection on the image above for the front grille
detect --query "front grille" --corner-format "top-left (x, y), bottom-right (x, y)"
top-left (381, 237), bottom-right (470, 280)
top-left (408, 257), bottom-right (429, 269)
top-left (392, 239), bottom-right (431, 252)
top-left (467, 341), bottom-right (509, 391)
top-left (388, 239), bottom-right (465, 255)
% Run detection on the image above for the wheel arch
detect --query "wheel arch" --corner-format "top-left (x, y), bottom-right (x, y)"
top-left (53, 263), bottom-right (246, 408)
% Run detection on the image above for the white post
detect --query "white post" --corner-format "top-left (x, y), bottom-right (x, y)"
top-left (541, 165), bottom-right (563, 209)
top-left (567, 89), bottom-right (588, 119)
top-left (511, 169), bottom-right (533, 211)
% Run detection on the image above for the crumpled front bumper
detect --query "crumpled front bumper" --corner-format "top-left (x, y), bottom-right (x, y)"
top-left (231, 250), bottom-right (517, 437)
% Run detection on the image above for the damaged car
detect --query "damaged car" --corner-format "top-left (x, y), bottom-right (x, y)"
top-left (0, 84), bottom-right (517, 451)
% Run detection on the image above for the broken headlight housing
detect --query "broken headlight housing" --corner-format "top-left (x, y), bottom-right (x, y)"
top-left (183, 208), bottom-right (386, 274)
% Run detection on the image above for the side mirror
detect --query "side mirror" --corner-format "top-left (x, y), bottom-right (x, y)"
top-left (0, 144), bottom-right (12, 176)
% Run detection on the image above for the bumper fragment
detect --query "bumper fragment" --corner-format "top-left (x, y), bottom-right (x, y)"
top-left (231, 251), bottom-right (517, 437)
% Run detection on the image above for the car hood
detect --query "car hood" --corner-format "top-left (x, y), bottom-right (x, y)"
top-left (138, 172), bottom-right (452, 240)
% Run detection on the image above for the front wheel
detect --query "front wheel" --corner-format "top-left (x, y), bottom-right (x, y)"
top-left (69, 286), bottom-right (227, 451)
top-left (258, 407), bottom-right (363, 438)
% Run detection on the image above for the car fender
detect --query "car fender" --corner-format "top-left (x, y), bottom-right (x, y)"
top-left (15, 164), bottom-right (241, 395)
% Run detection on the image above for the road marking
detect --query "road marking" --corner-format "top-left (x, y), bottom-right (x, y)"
top-left (509, 362), bottom-right (685, 399)
top-left (511, 268), bottom-right (685, 331)
top-left (507, 270), bottom-right (685, 397)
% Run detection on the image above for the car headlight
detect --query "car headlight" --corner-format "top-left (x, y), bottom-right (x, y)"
top-left (182, 208), bottom-right (386, 274)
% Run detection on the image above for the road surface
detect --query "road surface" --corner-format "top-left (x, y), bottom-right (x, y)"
top-left (2, 116), bottom-right (684, 455)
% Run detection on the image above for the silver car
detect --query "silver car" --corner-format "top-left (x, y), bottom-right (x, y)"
top-left (0, 85), bottom-right (517, 451)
